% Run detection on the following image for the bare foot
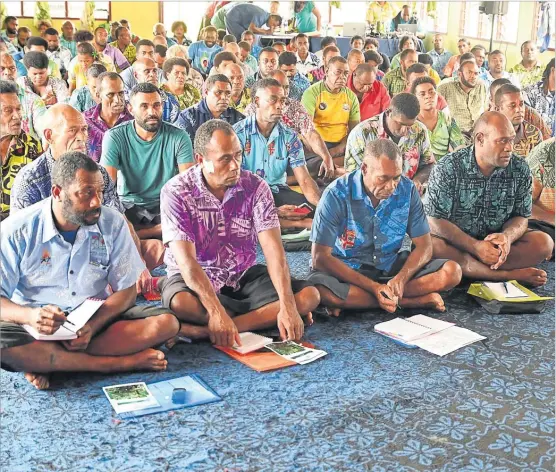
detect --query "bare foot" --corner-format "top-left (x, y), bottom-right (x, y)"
top-left (304, 312), bottom-right (314, 326)
top-left (510, 268), bottom-right (547, 287)
top-left (24, 372), bottom-right (50, 390)
top-left (401, 293), bottom-right (446, 312)
top-left (179, 323), bottom-right (210, 340)
top-left (126, 349), bottom-right (168, 372)
top-left (164, 336), bottom-right (179, 350)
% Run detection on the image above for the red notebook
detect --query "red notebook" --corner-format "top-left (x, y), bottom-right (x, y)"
top-left (215, 342), bottom-right (316, 372)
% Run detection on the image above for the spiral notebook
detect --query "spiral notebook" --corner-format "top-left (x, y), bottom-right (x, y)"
top-left (374, 315), bottom-right (455, 344)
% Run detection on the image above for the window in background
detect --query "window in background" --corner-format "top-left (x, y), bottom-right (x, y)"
top-left (162, 1), bottom-right (207, 41)
top-left (5, 2), bottom-right (23, 16)
top-left (461, 1), bottom-right (520, 44)
top-left (415, 1), bottom-right (449, 34)
top-left (20, 1), bottom-right (109, 19)
top-left (534, 1), bottom-right (555, 51)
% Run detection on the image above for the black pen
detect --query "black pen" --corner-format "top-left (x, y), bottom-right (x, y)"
top-left (380, 291), bottom-right (402, 310)
top-left (502, 282), bottom-right (510, 294)
top-left (63, 311), bottom-right (78, 332)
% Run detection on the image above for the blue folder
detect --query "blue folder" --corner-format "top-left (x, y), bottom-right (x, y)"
top-left (119, 374), bottom-right (222, 419)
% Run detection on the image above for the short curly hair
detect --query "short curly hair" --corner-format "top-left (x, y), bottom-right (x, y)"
top-left (171, 21), bottom-right (187, 34)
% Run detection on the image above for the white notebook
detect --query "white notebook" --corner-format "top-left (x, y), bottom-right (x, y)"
top-left (232, 332), bottom-right (273, 355)
top-left (484, 282), bottom-right (528, 299)
top-left (412, 326), bottom-right (487, 356)
top-left (374, 315), bottom-right (455, 343)
top-left (23, 298), bottom-right (105, 341)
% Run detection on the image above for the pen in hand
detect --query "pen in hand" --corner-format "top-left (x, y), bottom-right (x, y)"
top-left (380, 291), bottom-right (402, 310)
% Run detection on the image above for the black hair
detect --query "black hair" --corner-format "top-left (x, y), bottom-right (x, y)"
top-left (223, 34), bottom-right (237, 43)
top-left (328, 56), bottom-right (347, 67)
top-left (114, 26), bottom-right (128, 40)
top-left (52, 152), bottom-right (99, 189)
top-left (400, 48), bottom-right (418, 62)
top-left (418, 53), bottom-right (433, 66)
top-left (77, 42), bottom-right (95, 56)
top-left (406, 63), bottom-right (427, 78)
top-left (278, 51), bottom-right (297, 67)
top-left (365, 38), bottom-right (379, 48)
top-left (136, 39), bottom-right (155, 50)
top-left (364, 138), bottom-right (402, 162)
top-left (259, 46), bottom-right (278, 57)
top-left (391, 92), bottom-right (420, 119)
top-left (251, 77), bottom-right (282, 98)
top-left (364, 50), bottom-right (383, 66)
top-left (194, 120), bottom-right (235, 156)
top-left (494, 83), bottom-right (521, 107)
top-left (410, 75), bottom-right (436, 94)
top-left (350, 35), bottom-right (364, 45)
top-left (398, 35), bottom-right (414, 51)
top-left (23, 51), bottom-right (49, 70)
top-left (154, 44), bottom-right (167, 58)
top-left (217, 29), bottom-right (227, 41)
top-left (205, 73), bottom-right (231, 90)
top-left (0, 79), bottom-right (17, 94)
top-left (129, 82), bottom-right (161, 101)
top-left (44, 28), bottom-right (59, 36)
top-left (26, 36), bottom-right (48, 49)
top-left (86, 63), bottom-right (107, 78)
top-left (97, 71), bottom-right (123, 90)
top-left (163, 57), bottom-right (189, 75)
top-left (459, 52), bottom-right (475, 64)
top-left (214, 51), bottom-right (237, 69)
top-left (320, 36), bottom-right (336, 49)
top-left (74, 30), bottom-right (94, 43)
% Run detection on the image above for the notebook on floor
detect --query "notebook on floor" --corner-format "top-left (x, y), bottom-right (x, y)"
top-left (374, 314), bottom-right (454, 344)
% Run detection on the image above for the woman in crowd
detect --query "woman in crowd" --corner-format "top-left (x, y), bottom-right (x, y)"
top-left (171, 21), bottom-right (192, 46)
top-left (19, 51), bottom-right (69, 107)
top-left (166, 44), bottom-right (204, 91)
top-left (160, 57), bottom-right (201, 110)
top-left (293, 2), bottom-right (322, 34)
top-left (390, 35), bottom-right (415, 70)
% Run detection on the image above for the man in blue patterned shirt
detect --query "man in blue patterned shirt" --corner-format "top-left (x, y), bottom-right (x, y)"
top-left (234, 78), bottom-right (321, 231)
top-left (278, 51), bottom-right (311, 100)
top-left (1, 153), bottom-right (179, 390)
top-left (424, 112), bottom-right (554, 287)
top-left (309, 138), bottom-right (462, 315)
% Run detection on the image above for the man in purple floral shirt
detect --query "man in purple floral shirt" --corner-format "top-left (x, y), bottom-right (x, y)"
top-left (159, 120), bottom-right (320, 347)
top-left (85, 72), bottom-right (132, 162)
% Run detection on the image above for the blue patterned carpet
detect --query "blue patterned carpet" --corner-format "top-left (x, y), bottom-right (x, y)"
top-left (2, 251), bottom-right (554, 472)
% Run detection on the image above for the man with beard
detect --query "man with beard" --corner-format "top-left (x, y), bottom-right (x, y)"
top-left (494, 84), bottom-right (543, 158)
top-left (131, 58), bottom-right (180, 123)
top-left (1, 152), bottom-right (179, 390)
top-left (424, 112), bottom-right (554, 286)
top-left (1, 16), bottom-right (18, 45)
top-left (100, 83), bottom-right (193, 240)
top-left (234, 78), bottom-right (321, 231)
top-left (0, 80), bottom-right (42, 221)
top-left (345, 93), bottom-right (434, 194)
top-left (11, 104), bottom-right (166, 294)
top-left (84, 72), bottom-right (133, 163)
top-left (14, 27), bottom-right (31, 53)
top-left (382, 48), bottom-right (418, 97)
top-left (302, 57), bottom-right (360, 171)
top-left (245, 47), bottom-right (281, 89)
top-left (176, 74), bottom-right (244, 142)
top-left (188, 26), bottom-right (222, 76)
top-left (480, 50), bottom-right (520, 89)
top-left (44, 28), bottom-right (72, 78)
top-left (92, 26), bottom-right (130, 73)
top-left (309, 139), bottom-right (462, 316)
top-left (158, 120), bottom-right (319, 346)
top-left (437, 60), bottom-right (486, 135)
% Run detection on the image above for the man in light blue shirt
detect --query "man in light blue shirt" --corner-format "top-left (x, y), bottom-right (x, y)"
top-left (234, 78), bottom-right (321, 231)
top-left (188, 26), bottom-right (222, 76)
top-left (0, 152), bottom-right (179, 389)
top-left (428, 34), bottom-right (453, 79)
top-left (308, 138), bottom-right (461, 315)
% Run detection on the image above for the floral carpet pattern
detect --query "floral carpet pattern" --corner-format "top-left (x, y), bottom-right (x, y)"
top-left (1, 251), bottom-right (554, 472)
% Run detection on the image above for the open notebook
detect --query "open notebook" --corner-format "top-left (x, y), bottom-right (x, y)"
top-left (374, 315), bottom-right (454, 344)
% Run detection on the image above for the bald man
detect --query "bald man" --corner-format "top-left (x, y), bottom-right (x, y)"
top-left (10, 104), bottom-right (164, 293)
top-left (424, 111), bottom-right (553, 286)
top-left (153, 23), bottom-right (176, 47)
top-left (132, 57), bottom-right (179, 123)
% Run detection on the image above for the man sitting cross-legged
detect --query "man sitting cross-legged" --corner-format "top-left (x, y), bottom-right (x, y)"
top-left (1, 153), bottom-right (179, 390)
top-left (424, 111), bottom-right (554, 286)
top-left (234, 78), bottom-right (322, 231)
top-left (309, 139), bottom-right (462, 315)
top-left (158, 120), bottom-right (320, 346)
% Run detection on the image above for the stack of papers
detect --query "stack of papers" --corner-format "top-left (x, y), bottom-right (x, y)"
top-left (232, 332), bottom-right (273, 355)
top-left (374, 314), bottom-right (486, 357)
top-left (265, 341), bottom-right (327, 365)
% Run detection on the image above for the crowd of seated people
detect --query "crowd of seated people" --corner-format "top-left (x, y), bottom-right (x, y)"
top-left (0, 9), bottom-right (554, 390)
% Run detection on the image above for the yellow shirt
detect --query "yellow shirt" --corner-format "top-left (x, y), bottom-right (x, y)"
top-left (366, 2), bottom-right (400, 24)
top-left (69, 55), bottom-right (115, 89)
top-left (301, 82), bottom-right (361, 143)
top-left (429, 68), bottom-right (441, 85)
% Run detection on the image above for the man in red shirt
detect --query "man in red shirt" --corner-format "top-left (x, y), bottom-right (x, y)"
top-left (347, 63), bottom-right (390, 121)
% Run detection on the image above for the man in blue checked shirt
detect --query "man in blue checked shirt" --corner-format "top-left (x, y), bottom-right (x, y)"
top-left (0, 153), bottom-right (179, 390)
top-left (308, 139), bottom-right (462, 316)
top-left (234, 78), bottom-right (322, 231)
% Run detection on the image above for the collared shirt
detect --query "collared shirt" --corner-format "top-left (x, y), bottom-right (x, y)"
top-left (509, 62), bottom-right (544, 88)
top-left (161, 166), bottom-right (280, 291)
top-left (524, 81), bottom-right (555, 137)
top-left (10, 149), bottom-right (124, 214)
top-left (527, 138), bottom-right (555, 213)
top-left (478, 70), bottom-right (521, 89)
top-left (513, 122), bottom-right (543, 158)
top-left (382, 67), bottom-right (407, 97)
top-left (311, 170), bottom-right (428, 272)
top-left (424, 146), bottom-right (532, 240)
top-left (84, 104), bottom-right (134, 163)
top-left (69, 86), bottom-right (97, 113)
top-left (17, 76), bottom-right (69, 108)
top-left (243, 54), bottom-right (258, 74)
top-left (437, 80), bottom-right (486, 133)
top-left (230, 87), bottom-right (252, 113)
top-left (59, 37), bottom-right (77, 58)
top-left (245, 71), bottom-right (304, 102)
top-left (1, 198), bottom-right (144, 311)
top-left (428, 49), bottom-right (453, 78)
top-left (243, 97), bottom-right (315, 137)
top-left (47, 46), bottom-right (72, 73)
top-left (0, 31), bottom-right (18, 54)
top-left (301, 81), bottom-right (360, 143)
top-left (347, 74), bottom-right (391, 121)
top-left (100, 121), bottom-right (193, 209)
top-left (16, 82), bottom-right (46, 141)
top-left (1, 132), bottom-right (43, 215)
top-left (233, 114), bottom-right (306, 190)
top-left (421, 109), bottom-right (467, 161)
top-left (296, 51), bottom-right (320, 76)
top-left (160, 83), bottom-right (201, 111)
top-left (109, 40), bottom-right (136, 65)
top-left (176, 98), bottom-right (245, 142)
top-left (159, 88), bottom-right (181, 123)
top-left (102, 44), bottom-right (131, 72)
top-left (345, 112), bottom-right (435, 178)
